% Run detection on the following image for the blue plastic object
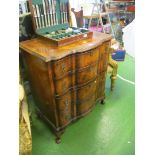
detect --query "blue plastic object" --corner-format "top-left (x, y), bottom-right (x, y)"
top-left (111, 50), bottom-right (126, 61)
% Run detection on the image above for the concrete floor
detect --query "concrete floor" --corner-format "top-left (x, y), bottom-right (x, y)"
top-left (28, 54), bottom-right (135, 155)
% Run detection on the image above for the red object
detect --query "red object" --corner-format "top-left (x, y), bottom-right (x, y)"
top-left (127, 5), bottom-right (135, 12)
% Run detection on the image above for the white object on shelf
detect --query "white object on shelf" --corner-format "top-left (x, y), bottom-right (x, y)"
top-left (19, 0), bottom-right (29, 14)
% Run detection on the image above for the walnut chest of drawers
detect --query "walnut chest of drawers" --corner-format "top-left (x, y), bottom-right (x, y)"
top-left (20, 31), bottom-right (112, 143)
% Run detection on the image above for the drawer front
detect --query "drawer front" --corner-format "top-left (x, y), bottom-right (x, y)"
top-left (77, 79), bottom-right (97, 101)
top-left (77, 48), bottom-right (99, 68)
top-left (54, 75), bottom-right (74, 96)
top-left (52, 47), bottom-right (100, 79)
top-left (77, 63), bottom-right (98, 85)
top-left (55, 79), bottom-right (98, 126)
top-left (54, 63), bottom-right (98, 96)
top-left (52, 56), bottom-right (72, 79)
top-left (55, 92), bottom-right (73, 127)
top-left (52, 42), bottom-right (108, 79)
top-left (76, 94), bottom-right (96, 115)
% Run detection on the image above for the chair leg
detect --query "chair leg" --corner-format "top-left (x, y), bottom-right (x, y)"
top-left (110, 75), bottom-right (117, 91)
top-left (108, 57), bottom-right (118, 91)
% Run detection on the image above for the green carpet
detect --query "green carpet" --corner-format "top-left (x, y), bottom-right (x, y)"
top-left (117, 54), bottom-right (135, 82)
top-left (28, 54), bottom-right (135, 155)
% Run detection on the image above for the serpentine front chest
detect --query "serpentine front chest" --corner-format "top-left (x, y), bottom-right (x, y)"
top-left (20, 31), bottom-right (112, 143)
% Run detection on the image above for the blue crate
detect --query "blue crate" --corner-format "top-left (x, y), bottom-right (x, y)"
top-left (111, 50), bottom-right (126, 61)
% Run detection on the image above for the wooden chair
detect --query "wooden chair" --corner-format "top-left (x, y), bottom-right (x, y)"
top-left (71, 7), bottom-right (84, 27)
top-left (71, 7), bottom-right (118, 91)
top-left (108, 47), bottom-right (118, 91)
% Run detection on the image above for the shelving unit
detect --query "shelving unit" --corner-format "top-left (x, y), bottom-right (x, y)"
top-left (107, 0), bottom-right (135, 13)
top-left (106, 0), bottom-right (135, 24)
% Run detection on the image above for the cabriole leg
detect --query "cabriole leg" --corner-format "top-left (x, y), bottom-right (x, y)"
top-left (109, 55), bottom-right (118, 91)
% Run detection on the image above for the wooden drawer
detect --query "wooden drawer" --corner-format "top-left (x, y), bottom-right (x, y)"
top-left (77, 79), bottom-right (97, 101)
top-left (77, 63), bottom-right (98, 85)
top-left (76, 94), bottom-right (96, 115)
top-left (54, 63), bottom-right (98, 96)
top-left (52, 56), bottom-right (72, 79)
top-left (77, 47), bottom-right (99, 68)
top-left (54, 75), bottom-right (73, 96)
top-left (55, 78), bottom-right (97, 101)
top-left (52, 47), bottom-right (99, 79)
top-left (55, 92), bottom-right (73, 127)
top-left (55, 78), bottom-right (97, 126)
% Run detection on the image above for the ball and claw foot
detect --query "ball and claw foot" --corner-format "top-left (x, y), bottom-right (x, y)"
top-left (55, 137), bottom-right (61, 144)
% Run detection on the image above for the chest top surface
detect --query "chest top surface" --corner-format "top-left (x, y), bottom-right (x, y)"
top-left (19, 31), bottom-right (112, 62)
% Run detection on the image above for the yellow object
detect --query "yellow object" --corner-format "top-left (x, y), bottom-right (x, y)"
top-left (107, 41), bottom-right (118, 91)
top-left (19, 84), bottom-right (32, 155)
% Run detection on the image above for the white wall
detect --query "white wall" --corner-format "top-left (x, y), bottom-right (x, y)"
top-left (123, 20), bottom-right (135, 57)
